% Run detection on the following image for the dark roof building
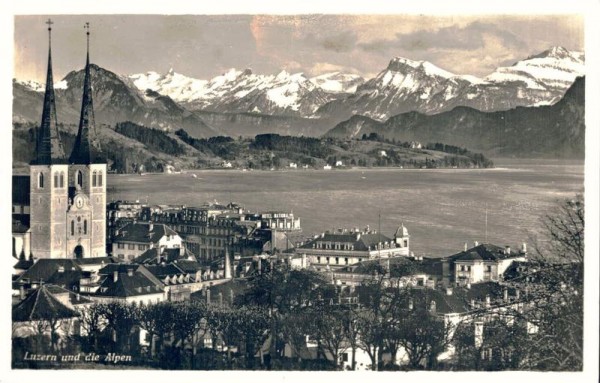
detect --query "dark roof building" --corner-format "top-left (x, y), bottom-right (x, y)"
top-left (13, 284), bottom-right (79, 322)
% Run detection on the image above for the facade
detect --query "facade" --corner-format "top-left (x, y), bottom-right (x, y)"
top-left (28, 23), bottom-right (106, 260)
top-left (296, 225), bottom-right (410, 271)
top-left (111, 222), bottom-right (182, 261)
top-left (442, 243), bottom-right (528, 286)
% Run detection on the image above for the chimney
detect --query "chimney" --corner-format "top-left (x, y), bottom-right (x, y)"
top-left (474, 241), bottom-right (479, 247)
top-left (521, 243), bottom-right (527, 253)
top-left (429, 300), bottom-right (436, 313)
top-left (148, 223), bottom-right (154, 232)
top-left (464, 242), bottom-right (468, 251)
top-left (127, 269), bottom-right (134, 277)
top-left (485, 295), bottom-right (491, 308)
top-left (505, 246), bottom-right (511, 255)
top-left (157, 249), bottom-right (161, 264)
top-left (302, 253), bottom-right (307, 268)
top-left (466, 282), bottom-right (471, 289)
top-left (19, 285), bottom-right (25, 301)
top-left (446, 287), bottom-right (453, 296)
top-left (229, 289), bottom-right (234, 305)
top-left (474, 321), bottom-right (484, 348)
top-left (257, 258), bottom-right (262, 275)
top-left (76, 293), bottom-right (81, 302)
top-left (113, 271), bottom-right (119, 282)
top-left (503, 288), bottom-right (508, 302)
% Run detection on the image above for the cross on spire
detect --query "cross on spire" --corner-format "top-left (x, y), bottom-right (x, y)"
top-left (84, 22), bottom-right (90, 53)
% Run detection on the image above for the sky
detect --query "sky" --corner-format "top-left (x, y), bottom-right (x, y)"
top-left (14, 14), bottom-right (584, 82)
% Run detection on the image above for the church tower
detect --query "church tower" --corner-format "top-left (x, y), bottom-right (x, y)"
top-left (29, 20), bottom-right (106, 259)
top-left (67, 22), bottom-right (107, 258)
top-left (29, 19), bottom-right (70, 259)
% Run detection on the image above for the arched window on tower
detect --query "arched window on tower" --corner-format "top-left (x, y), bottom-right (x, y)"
top-left (76, 171), bottom-right (83, 188)
top-left (59, 172), bottom-right (65, 188)
top-left (98, 171), bottom-right (103, 187)
top-left (54, 172), bottom-right (59, 188)
top-left (70, 220), bottom-right (75, 236)
top-left (92, 171), bottom-right (97, 187)
top-left (38, 173), bottom-right (44, 188)
top-left (84, 220), bottom-right (87, 235)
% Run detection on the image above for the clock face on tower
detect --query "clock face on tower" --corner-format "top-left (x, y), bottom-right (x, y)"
top-left (75, 195), bottom-right (84, 209)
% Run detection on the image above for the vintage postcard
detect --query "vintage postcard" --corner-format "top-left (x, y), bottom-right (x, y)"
top-left (3, 1), bottom-right (599, 382)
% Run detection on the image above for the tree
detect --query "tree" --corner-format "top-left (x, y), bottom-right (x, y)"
top-left (78, 304), bottom-right (106, 351)
top-left (494, 195), bottom-right (584, 371)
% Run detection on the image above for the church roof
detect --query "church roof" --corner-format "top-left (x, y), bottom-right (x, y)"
top-left (69, 24), bottom-right (104, 164)
top-left (12, 175), bottom-right (30, 206)
top-left (12, 284), bottom-right (79, 322)
top-left (32, 21), bottom-right (66, 166)
top-left (15, 259), bottom-right (82, 287)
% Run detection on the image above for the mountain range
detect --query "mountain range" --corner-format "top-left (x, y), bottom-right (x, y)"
top-left (13, 46), bottom-right (585, 157)
top-left (325, 76), bottom-right (585, 158)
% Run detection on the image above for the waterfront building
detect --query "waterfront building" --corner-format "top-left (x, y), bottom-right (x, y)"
top-left (296, 225), bottom-right (410, 271)
top-left (441, 242), bottom-right (528, 287)
top-left (111, 222), bottom-right (182, 261)
top-left (27, 21), bottom-right (106, 259)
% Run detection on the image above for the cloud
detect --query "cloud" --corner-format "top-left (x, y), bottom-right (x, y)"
top-left (359, 21), bottom-right (526, 53)
top-left (319, 31), bottom-right (358, 53)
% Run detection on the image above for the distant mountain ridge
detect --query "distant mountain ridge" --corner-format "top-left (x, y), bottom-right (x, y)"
top-left (325, 76), bottom-right (585, 158)
top-left (13, 46), bottom-right (584, 154)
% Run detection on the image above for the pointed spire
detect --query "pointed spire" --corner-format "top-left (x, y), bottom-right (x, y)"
top-left (70, 22), bottom-right (102, 164)
top-left (33, 18), bottom-right (66, 165)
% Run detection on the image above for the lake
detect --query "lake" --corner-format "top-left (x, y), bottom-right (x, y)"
top-left (107, 159), bottom-right (584, 257)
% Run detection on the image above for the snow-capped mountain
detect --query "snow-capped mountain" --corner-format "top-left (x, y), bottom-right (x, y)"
top-left (317, 46), bottom-right (585, 121)
top-left (309, 72), bottom-right (364, 93)
top-left (13, 65), bottom-right (220, 138)
top-left (128, 68), bottom-right (358, 117)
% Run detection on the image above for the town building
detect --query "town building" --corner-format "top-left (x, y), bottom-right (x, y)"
top-left (26, 21), bottom-right (106, 259)
top-left (111, 222), bottom-right (182, 261)
top-left (90, 264), bottom-right (165, 304)
top-left (296, 225), bottom-right (410, 271)
top-left (441, 242), bottom-right (528, 287)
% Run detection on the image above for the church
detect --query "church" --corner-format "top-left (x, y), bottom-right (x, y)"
top-left (26, 20), bottom-right (106, 259)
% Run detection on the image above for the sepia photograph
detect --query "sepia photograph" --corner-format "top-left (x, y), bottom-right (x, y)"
top-left (3, 1), bottom-right (599, 381)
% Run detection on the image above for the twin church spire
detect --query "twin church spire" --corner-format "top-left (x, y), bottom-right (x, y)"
top-left (33, 19), bottom-right (102, 166)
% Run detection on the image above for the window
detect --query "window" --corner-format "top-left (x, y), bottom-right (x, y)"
top-left (54, 172), bottom-right (59, 188)
top-left (335, 257), bottom-right (339, 264)
top-left (326, 257), bottom-right (330, 264)
top-left (487, 265), bottom-right (492, 272)
top-left (70, 220), bottom-right (75, 236)
top-left (117, 243), bottom-right (125, 249)
top-left (59, 172), bottom-right (64, 188)
top-left (92, 171), bottom-right (97, 187)
top-left (460, 265), bottom-right (465, 271)
top-left (118, 254), bottom-right (124, 260)
top-left (345, 258), bottom-right (349, 265)
top-left (38, 173), bottom-right (44, 188)
top-left (317, 257), bottom-right (321, 264)
top-left (138, 244), bottom-right (146, 250)
top-left (128, 244), bottom-right (135, 250)
top-left (76, 171), bottom-right (83, 188)
top-left (83, 220), bottom-right (87, 234)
